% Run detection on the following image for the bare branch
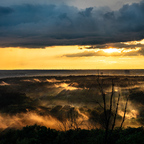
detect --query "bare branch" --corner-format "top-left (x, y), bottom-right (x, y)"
top-left (109, 80), bottom-right (114, 118)
top-left (95, 101), bottom-right (104, 109)
top-left (111, 93), bottom-right (121, 131)
top-left (120, 95), bottom-right (129, 129)
top-left (107, 80), bottom-right (114, 129)
top-left (97, 76), bottom-right (107, 123)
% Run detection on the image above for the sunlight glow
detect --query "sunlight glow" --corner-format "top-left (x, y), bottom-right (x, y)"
top-left (103, 48), bottom-right (121, 53)
top-left (101, 47), bottom-right (141, 55)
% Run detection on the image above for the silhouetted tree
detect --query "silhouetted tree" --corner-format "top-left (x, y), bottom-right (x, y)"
top-left (97, 76), bottom-right (129, 144)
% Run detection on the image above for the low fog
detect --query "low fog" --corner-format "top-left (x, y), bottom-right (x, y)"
top-left (0, 75), bottom-right (144, 131)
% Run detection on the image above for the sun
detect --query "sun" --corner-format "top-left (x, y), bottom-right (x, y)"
top-left (103, 48), bottom-right (121, 53)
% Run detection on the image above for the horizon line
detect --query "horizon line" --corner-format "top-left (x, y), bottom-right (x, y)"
top-left (0, 69), bottom-right (144, 71)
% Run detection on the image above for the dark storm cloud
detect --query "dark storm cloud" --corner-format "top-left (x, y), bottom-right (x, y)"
top-left (0, 6), bottom-right (13, 16)
top-left (0, 1), bottom-right (144, 47)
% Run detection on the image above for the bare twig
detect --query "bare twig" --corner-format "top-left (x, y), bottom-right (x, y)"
top-left (111, 93), bottom-right (121, 132)
top-left (120, 95), bottom-right (129, 129)
top-left (107, 80), bottom-right (114, 129)
top-left (97, 77), bottom-right (107, 124)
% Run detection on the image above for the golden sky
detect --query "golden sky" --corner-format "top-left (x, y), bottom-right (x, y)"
top-left (0, 40), bottom-right (144, 69)
top-left (0, 1), bottom-right (144, 70)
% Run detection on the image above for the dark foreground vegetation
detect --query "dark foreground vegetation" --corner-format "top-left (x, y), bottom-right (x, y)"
top-left (0, 125), bottom-right (144, 144)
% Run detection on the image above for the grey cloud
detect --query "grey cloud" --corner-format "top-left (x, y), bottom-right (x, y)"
top-left (0, 1), bottom-right (144, 47)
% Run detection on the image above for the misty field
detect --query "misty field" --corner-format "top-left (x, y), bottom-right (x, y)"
top-left (0, 75), bottom-right (144, 131)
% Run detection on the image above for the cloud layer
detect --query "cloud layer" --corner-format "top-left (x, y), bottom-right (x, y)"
top-left (63, 48), bottom-right (143, 57)
top-left (63, 41), bottom-right (144, 57)
top-left (0, 1), bottom-right (144, 47)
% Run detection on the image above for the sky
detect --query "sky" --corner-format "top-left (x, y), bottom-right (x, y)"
top-left (0, 0), bottom-right (144, 69)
